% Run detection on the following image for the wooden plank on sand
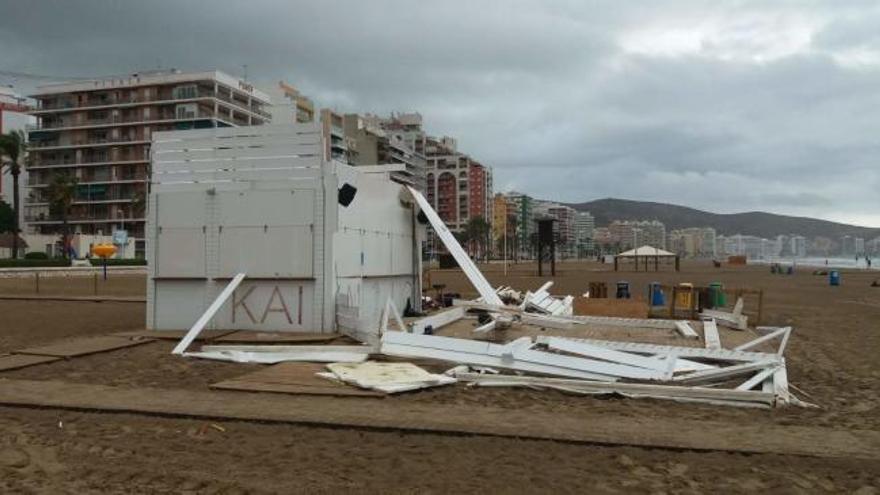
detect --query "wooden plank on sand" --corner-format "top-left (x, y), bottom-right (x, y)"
top-left (210, 362), bottom-right (383, 398)
top-left (214, 331), bottom-right (341, 344)
top-left (0, 354), bottom-right (61, 371)
top-left (15, 336), bottom-right (155, 358)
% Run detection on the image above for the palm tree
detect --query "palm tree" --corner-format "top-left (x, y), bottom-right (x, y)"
top-left (465, 216), bottom-right (491, 260)
top-left (0, 130), bottom-right (26, 259)
top-left (46, 172), bottom-right (78, 259)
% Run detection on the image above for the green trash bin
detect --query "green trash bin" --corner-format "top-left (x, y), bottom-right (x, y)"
top-left (708, 282), bottom-right (726, 307)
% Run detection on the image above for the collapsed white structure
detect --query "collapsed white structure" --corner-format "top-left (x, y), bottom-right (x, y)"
top-left (147, 123), bottom-right (424, 340)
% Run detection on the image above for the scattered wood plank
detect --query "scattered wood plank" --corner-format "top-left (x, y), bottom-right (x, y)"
top-left (15, 336), bottom-right (155, 358)
top-left (0, 354), bottom-right (61, 372)
top-left (674, 321), bottom-right (699, 339)
top-left (381, 331), bottom-right (617, 381)
top-left (214, 331), bottom-right (341, 344)
top-left (210, 362), bottom-right (383, 397)
top-left (702, 318), bottom-right (721, 350)
top-left (534, 336), bottom-right (775, 363)
top-left (673, 359), bottom-right (780, 386)
top-left (455, 372), bottom-right (775, 408)
top-left (172, 272), bottom-right (246, 355)
top-left (407, 187), bottom-right (503, 306)
top-left (112, 329), bottom-right (237, 341)
top-left (411, 307), bottom-right (465, 335)
top-left (701, 309), bottom-right (748, 330)
top-left (188, 345), bottom-right (373, 364)
top-left (543, 337), bottom-right (670, 372)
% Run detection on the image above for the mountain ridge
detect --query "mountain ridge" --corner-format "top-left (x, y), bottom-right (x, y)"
top-left (562, 198), bottom-right (880, 239)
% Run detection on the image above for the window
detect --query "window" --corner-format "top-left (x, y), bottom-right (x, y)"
top-left (175, 103), bottom-right (198, 119)
top-left (172, 85), bottom-right (198, 99)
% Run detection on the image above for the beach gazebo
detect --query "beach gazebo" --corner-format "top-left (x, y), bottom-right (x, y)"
top-left (614, 245), bottom-right (679, 272)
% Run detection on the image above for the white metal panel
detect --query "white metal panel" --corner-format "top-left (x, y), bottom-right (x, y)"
top-left (156, 229), bottom-right (207, 278)
top-left (155, 192), bottom-right (208, 278)
top-left (362, 232), bottom-right (392, 276)
top-left (215, 189), bottom-right (315, 278)
top-left (152, 280), bottom-right (208, 330)
top-left (218, 189), bottom-right (314, 226)
top-left (219, 226), bottom-right (313, 277)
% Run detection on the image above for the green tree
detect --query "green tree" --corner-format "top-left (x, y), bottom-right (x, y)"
top-left (46, 172), bottom-right (78, 259)
top-left (465, 216), bottom-right (491, 260)
top-left (0, 200), bottom-right (13, 233)
top-left (0, 130), bottom-right (26, 258)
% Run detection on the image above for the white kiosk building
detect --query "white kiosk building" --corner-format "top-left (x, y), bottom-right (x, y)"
top-left (146, 123), bottom-right (424, 342)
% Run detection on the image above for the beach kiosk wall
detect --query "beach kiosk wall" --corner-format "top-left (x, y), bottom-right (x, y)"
top-left (146, 123), bottom-right (423, 339)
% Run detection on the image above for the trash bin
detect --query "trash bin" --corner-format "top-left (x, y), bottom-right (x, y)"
top-left (649, 282), bottom-right (665, 306)
top-left (708, 282), bottom-right (726, 307)
top-left (588, 282), bottom-right (608, 298)
top-left (616, 281), bottom-right (630, 299)
top-left (675, 283), bottom-right (694, 307)
top-left (829, 270), bottom-right (841, 286)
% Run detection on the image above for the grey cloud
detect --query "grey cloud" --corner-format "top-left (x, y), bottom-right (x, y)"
top-left (0, 0), bottom-right (878, 226)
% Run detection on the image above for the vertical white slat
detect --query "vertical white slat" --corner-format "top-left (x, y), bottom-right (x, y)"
top-left (406, 186), bottom-right (503, 306)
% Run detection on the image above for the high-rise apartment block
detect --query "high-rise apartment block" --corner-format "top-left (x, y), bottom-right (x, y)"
top-left (424, 136), bottom-right (492, 233)
top-left (342, 113), bottom-right (427, 191)
top-left (574, 211), bottom-right (595, 256)
top-left (668, 227), bottom-right (716, 258)
top-left (609, 220), bottom-right (666, 251)
top-left (25, 70), bottom-right (271, 249)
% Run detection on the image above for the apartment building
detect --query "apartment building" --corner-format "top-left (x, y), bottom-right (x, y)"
top-left (668, 227), bottom-right (716, 258)
top-left (574, 211), bottom-right (595, 257)
top-left (25, 70), bottom-right (271, 250)
top-left (342, 113), bottom-right (426, 190)
top-left (424, 136), bottom-right (492, 233)
top-left (609, 220), bottom-right (666, 251)
top-left (504, 191), bottom-right (534, 258)
top-left (532, 201), bottom-right (576, 258)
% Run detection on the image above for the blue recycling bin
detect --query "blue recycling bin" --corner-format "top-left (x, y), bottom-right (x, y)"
top-left (649, 282), bottom-right (665, 306)
top-left (829, 270), bottom-right (841, 286)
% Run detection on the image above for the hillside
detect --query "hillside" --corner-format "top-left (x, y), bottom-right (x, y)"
top-left (566, 198), bottom-right (880, 239)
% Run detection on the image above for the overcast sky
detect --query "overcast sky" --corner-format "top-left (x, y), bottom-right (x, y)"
top-left (1, 0), bottom-right (878, 227)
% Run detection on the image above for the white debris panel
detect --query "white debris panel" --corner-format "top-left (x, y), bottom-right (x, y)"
top-left (322, 361), bottom-right (456, 394)
top-left (380, 324), bottom-right (803, 408)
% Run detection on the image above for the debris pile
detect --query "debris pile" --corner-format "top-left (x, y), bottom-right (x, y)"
top-left (173, 186), bottom-right (809, 409)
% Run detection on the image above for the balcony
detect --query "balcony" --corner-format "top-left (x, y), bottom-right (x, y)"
top-left (27, 109), bottom-right (220, 132)
top-left (33, 88), bottom-right (219, 112)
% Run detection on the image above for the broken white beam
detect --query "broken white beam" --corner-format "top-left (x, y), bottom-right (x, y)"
top-left (380, 331), bottom-right (617, 381)
top-left (541, 336), bottom-right (713, 373)
top-left (411, 307), bottom-right (466, 335)
top-left (534, 336), bottom-right (776, 363)
top-left (473, 319), bottom-right (497, 334)
top-left (673, 359), bottom-right (781, 385)
top-left (407, 187), bottom-right (503, 306)
top-left (702, 318), bottom-right (721, 350)
top-left (736, 365), bottom-right (780, 391)
top-left (701, 309), bottom-right (748, 330)
top-left (172, 273), bottom-right (246, 355)
top-left (453, 300), bottom-right (686, 331)
top-left (380, 297), bottom-right (407, 333)
top-left (184, 347), bottom-right (370, 364)
top-left (733, 297), bottom-right (744, 316)
top-left (674, 321), bottom-right (699, 339)
top-left (543, 337), bottom-right (670, 372)
top-left (455, 372), bottom-right (775, 408)
top-left (735, 326), bottom-right (792, 355)
top-left (201, 344), bottom-right (373, 354)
